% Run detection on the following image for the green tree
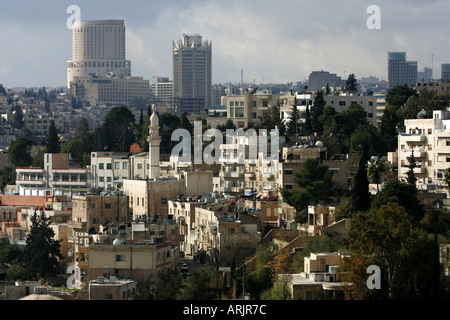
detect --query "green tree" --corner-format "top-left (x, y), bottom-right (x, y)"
top-left (379, 104), bottom-right (402, 153)
top-left (444, 167), bottom-right (450, 195)
top-left (385, 85), bottom-right (418, 109)
top-left (45, 120), bottom-right (61, 153)
top-left (95, 106), bottom-right (136, 152)
top-left (12, 105), bottom-right (24, 129)
top-left (0, 166), bottom-right (15, 193)
top-left (345, 73), bottom-right (357, 93)
top-left (347, 202), bottom-right (431, 299)
top-left (256, 101), bottom-right (286, 136)
top-left (323, 104), bottom-right (368, 155)
top-left (176, 264), bottom-right (223, 300)
top-left (23, 212), bottom-right (63, 281)
top-left (371, 179), bottom-right (425, 225)
top-left (136, 269), bottom-right (183, 300)
top-left (281, 158), bottom-right (334, 222)
top-left (366, 157), bottom-right (388, 193)
top-left (9, 138), bottom-right (33, 167)
top-left (216, 119), bottom-right (237, 132)
top-left (406, 151), bottom-right (417, 187)
top-left (351, 148), bottom-right (370, 213)
top-left (61, 118), bottom-right (95, 167)
top-left (286, 99), bottom-right (300, 138)
top-left (349, 125), bottom-right (383, 157)
top-left (311, 91), bottom-right (326, 133)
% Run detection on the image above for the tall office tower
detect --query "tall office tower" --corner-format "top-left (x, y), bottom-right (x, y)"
top-left (442, 64), bottom-right (450, 82)
top-left (172, 34), bottom-right (212, 114)
top-left (388, 52), bottom-right (417, 89)
top-left (67, 20), bottom-right (131, 87)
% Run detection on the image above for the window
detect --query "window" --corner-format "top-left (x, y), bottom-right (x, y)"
top-left (116, 255), bottom-right (126, 261)
top-left (251, 101), bottom-right (256, 108)
top-left (339, 101), bottom-right (346, 106)
top-left (99, 163), bottom-right (104, 170)
top-left (107, 163), bottom-right (112, 170)
top-left (161, 198), bottom-right (167, 206)
top-left (284, 169), bottom-right (293, 175)
top-left (330, 168), bottom-right (339, 175)
top-left (262, 101), bottom-right (269, 108)
top-left (115, 162), bottom-right (120, 169)
top-left (99, 177), bottom-right (104, 182)
top-left (105, 203), bottom-right (111, 209)
top-left (107, 177), bottom-right (112, 182)
top-left (123, 163), bottom-right (128, 169)
top-left (137, 164), bottom-right (143, 170)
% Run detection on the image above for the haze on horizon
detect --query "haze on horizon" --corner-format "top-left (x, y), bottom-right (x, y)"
top-left (0, 0), bottom-right (449, 88)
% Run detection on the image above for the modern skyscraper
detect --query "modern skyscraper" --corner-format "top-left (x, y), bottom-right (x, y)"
top-left (172, 34), bottom-right (212, 114)
top-left (442, 64), bottom-right (450, 82)
top-left (67, 20), bottom-right (131, 87)
top-left (388, 52), bottom-right (417, 89)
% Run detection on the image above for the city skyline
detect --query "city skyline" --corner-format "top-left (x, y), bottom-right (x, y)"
top-left (1, 0), bottom-right (449, 88)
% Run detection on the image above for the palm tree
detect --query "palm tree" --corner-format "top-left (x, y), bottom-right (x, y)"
top-left (366, 157), bottom-right (387, 193)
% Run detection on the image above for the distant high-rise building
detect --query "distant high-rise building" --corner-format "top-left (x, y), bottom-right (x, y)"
top-left (172, 34), bottom-right (212, 114)
top-left (307, 70), bottom-right (345, 91)
top-left (442, 64), bottom-right (450, 82)
top-left (67, 20), bottom-right (149, 105)
top-left (67, 20), bottom-right (131, 88)
top-left (417, 67), bottom-right (432, 83)
top-left (388, 52), bottom-right (417, 89)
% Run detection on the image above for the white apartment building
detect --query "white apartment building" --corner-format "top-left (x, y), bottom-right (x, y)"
top-left (398, 108), bottom-right (450, 194)
top-left (15, 153), bottom-right (88, 196)
top-left (89, 152), bottom-right (131, 191)
top-left (67, 20), bottom-right (131, 87)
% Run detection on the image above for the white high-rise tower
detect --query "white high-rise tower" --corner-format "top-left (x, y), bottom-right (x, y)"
top-left (67, 20), bottom-right (131, 87)
top-left (148, 105), bottom-right (161, 180)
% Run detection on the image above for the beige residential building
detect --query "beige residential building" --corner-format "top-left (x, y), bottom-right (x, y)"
top-left (281, 252), bottom-right (345, 300)
top-left (397, 108), bottom-right (450, 194)
top-left (24, 116), bottom-right (64, 140)
top-left (70, 74), bottom-right (150, 105)
top-left (71, 193), bottom-right (131, 234)
top-left (193, 204), bottom-right (261, 266)
top-left (223, 89), bottom-right (280, 128)
top-left (323, 93), bottom-right (378, 127)
top-left (88, 277), bottom-right (137, 300)
top-left (87, 238), bottom-right (175, 282)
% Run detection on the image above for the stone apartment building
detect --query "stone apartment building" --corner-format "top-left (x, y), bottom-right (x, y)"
top-left (397, 108), bottom-right (450, 194)
top-left (191, 203), bottom-right (261, 266)
top-left (71, 193), bottom-right (131, 234)
top-left (223, 89), bottom-right (280, 128)
top-left (87, 236), bottom-right (176, 283)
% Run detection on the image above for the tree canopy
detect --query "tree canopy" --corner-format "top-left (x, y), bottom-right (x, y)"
top-left (281, 158), bottom-right (334, 222)
top-left (9, 138), bottom-right (33, 167)
top-left (23, 212), bottom-right (63, 281)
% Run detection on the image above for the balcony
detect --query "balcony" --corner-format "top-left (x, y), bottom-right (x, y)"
top-left (220, 170), bottom-right (243, 178)
top-left (403, 148), bottom-right (426, 158)
top-left (401, 133), bottom-right (426, 143)
top-left (244, 172), bottom-right (255, 178)
top-left (15, 179), bottom-right (45, 186)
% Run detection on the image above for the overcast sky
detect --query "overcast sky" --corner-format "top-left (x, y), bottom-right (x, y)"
top-left (0, 0), bottom-right (449, 88)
